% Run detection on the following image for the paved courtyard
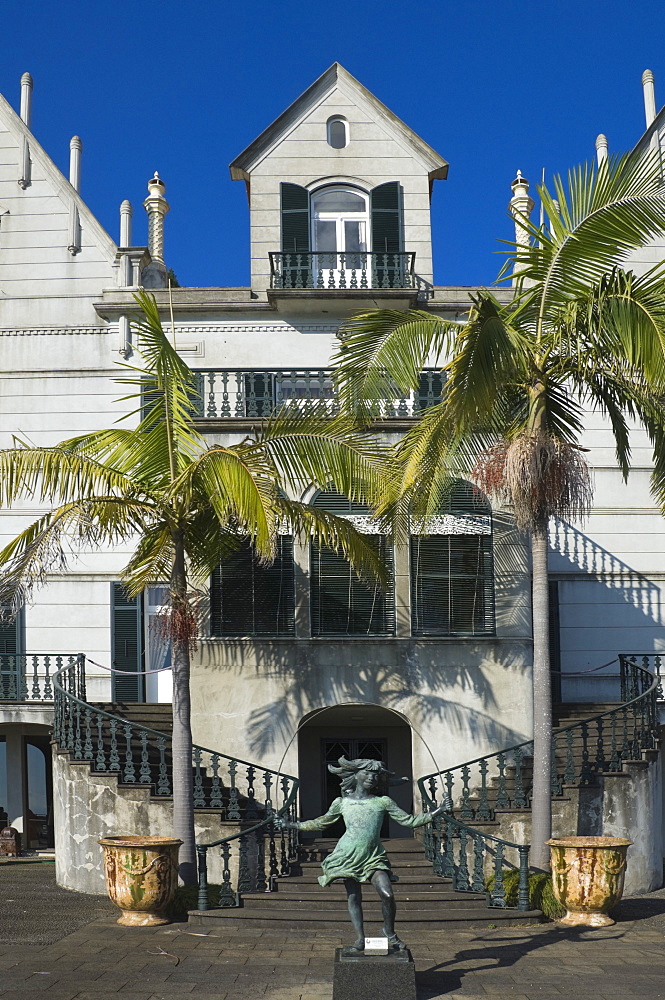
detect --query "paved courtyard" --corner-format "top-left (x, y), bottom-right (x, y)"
top-left (1, 863), bottom-right (664, 999)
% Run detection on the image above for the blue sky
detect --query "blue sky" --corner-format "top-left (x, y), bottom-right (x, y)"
top-left (4, 0), bottom-right (665, 287)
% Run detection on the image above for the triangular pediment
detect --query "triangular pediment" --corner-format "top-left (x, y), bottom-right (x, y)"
top-left (229, 63), bottom-right (448, 184)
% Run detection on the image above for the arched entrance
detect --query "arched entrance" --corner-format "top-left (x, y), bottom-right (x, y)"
top-left (297, 705), bottom-right (413, 838)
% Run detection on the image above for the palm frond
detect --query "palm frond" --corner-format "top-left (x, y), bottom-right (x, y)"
top-left (0, 445), bottom-right (136, 507)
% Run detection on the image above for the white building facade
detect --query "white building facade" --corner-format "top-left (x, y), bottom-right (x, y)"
top-left (0, 65), bottom-right (661, 891)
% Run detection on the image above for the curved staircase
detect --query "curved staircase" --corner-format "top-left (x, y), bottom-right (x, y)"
top-left (51, 653), bottom-right (662, 921)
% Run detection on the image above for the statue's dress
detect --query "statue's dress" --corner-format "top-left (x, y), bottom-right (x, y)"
top-left (298, 795), bottom-right (432, 887)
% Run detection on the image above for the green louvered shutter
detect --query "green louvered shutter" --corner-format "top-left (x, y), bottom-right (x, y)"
top-left (0, 610), bottom-right (22, 655)
top-left (281, 182), bottom-right (310, 288)
top-left (410, 481), bottom-right (495, 637)
top-left (111, 584), bottom-right (144, 702)
top-left (370, 182), bottom-right (402, 287)
top-left (310, 490), bottom-right (395, 636)
top-left (210, 537), bottom-right (295, 636)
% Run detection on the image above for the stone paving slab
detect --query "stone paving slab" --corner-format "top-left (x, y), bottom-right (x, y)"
top-left (0, 866), bottom-right (665, 998)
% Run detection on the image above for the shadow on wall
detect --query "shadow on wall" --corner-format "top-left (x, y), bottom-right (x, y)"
top-left (195, 638), bottom-right (531, 760)
top-left (550, 518), bottom-right (662, 631)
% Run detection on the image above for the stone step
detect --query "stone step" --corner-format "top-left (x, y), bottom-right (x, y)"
top-left (245, 889), bottom-right (476, 906)
top-left (188, 905), bottom-right (542, 931)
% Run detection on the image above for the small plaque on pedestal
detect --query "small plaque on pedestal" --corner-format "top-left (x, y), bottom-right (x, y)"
top-left (363, 936), bottom-right (389, 954)
top-left (333, 947), bottom-right (416, 1000)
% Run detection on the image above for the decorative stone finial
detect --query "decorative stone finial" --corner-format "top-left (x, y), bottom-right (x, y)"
top-left (509, 171), bottom-right (534, 285)
top-left (642, 69), bottom-right (656, 128)
top-left (119, 200), bottom-right (133, 248)
top-left (143, 172), bottom-right (170, 264)
top-left (69, 136), bottom-right (82, 192)
top-left (595, 134), bottom-right (608, 166)
top-left (20, 72), bottom-right (33, 128)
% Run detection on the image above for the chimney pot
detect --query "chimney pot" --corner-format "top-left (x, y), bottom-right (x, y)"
top-left (20, 72), bottom-right (33, 128)
top-left (642, 69), bottom-right (657, 128)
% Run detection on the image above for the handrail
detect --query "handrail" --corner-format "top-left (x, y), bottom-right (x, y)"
top-left (416, 655), bottom-right (660, 908)
top-left (52, 659), bottom-right (299, 908)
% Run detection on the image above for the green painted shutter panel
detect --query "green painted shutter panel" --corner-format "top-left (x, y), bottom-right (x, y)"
top-left (0, 612), bottom-right (20, 655)
top-left (371, 182), bottom-right (402, 287)
top-left (211, 537), bottom-right (295, 636)
top-left (310, 537), bottom-right (395, 637)
top-left (111, 584), bottom-right (143, 702)
top-left (281, 183), bottom-right (310, 253)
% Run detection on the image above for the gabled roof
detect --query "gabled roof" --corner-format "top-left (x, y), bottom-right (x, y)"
top-left (229, 63), bottom-right (449, 184)
top-left (0, 91), bottom-right (117, 262)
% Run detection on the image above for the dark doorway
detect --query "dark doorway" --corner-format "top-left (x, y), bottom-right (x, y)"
top-left (298, 705), bottom-right (413, 838)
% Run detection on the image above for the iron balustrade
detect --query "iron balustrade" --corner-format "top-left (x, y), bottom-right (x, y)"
top-left (52, 661), bottom-right (299, 830)
top-left (269, 251), bottom-right (416, 290)
top-left (192, 368), bottom-right (444, 420)
top-left (0, 653), bottom-right (82, 702)
top-left (417, 654), bottom-right (660, 909)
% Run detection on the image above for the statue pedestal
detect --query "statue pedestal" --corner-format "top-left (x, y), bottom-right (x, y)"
top-left (332, 947), bottom-right (416, 1000)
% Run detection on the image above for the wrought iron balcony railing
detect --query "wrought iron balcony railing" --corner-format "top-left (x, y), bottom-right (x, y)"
top-left (193, 368), bottom-right (444, 420)
top-left (0, 653), bottom-right (84, 702)
top-left (269, 251), bottom-right (416, 290)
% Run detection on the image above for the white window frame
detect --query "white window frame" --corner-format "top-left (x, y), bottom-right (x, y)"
top-left (326, 116), bottom-right (349, 149)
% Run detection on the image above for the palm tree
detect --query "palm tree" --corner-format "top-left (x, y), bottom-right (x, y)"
top-left (0, 290), bottom-right (391, 884)
top-left (332, 151), bottom-right (665, 869)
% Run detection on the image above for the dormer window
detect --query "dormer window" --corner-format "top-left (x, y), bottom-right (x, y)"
top-left (327, 117), bottom-right (348, 149)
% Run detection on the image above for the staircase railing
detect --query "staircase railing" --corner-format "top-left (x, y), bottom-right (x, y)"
top-left (52, 661), bottom-right (299, 859)
top-left (418, 655), bottom-right (660, 908)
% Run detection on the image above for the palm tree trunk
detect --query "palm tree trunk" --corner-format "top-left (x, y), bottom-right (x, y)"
top-left (530, 520), bottom-right (552, 870)
top-left (170, 532), bottom-right (196, 884)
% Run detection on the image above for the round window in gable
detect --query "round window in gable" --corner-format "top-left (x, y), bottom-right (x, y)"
top-left (327, 117), bottom-right (348, 149)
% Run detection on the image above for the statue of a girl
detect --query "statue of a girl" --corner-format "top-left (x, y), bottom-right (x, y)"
top-left (276, 757), bottom-right (444, 953)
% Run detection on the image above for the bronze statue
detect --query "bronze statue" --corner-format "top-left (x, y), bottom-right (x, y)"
top-left (276, 757), bottom-right (444, 953)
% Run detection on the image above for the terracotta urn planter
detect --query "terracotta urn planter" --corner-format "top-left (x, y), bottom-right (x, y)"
top-left (546, 836), bottom-right (632, 927)
top-left (99, 835), bottom-right (182, 926)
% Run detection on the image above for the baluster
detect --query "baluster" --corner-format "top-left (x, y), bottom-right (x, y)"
top-left (73, 702), bottom-right (83, 759)
top-left (327, 264), bottom-right (335, 289)
top-left (360, 252), bottom-right (368, 288)
top-left (31, 654), bottom-right (40, 699)
top-left (7, 657), bottom-right (17, 700)
top-left (123, 724), bottom-right (136, 782)
top-left (245, 765), bottom-right (259, 820)
top-left (279, 823), bottom-right (290, 877)
top-left (396, 388), bottom-right (408, 417)
top-left (109, 718), bottom-right (120, 770)
top-left (442, 819), bottom-right (455, 879)
top-left (444, 772), bottom-right (454, 811)
top-left (460, 765), bottom-right (473, 820)
top-left (490, 842), bottom-right (506, 907)
top-left (209, 753), bottom-right (223, 809)
top-left (455, 828), bottom-right (471, 891)
top-left (66, 688), bottom-right (75, 750)
top-left (193, 747), bottom-right (205, 806)
top-left (338, 252), bottom-right (347, 288)
top-left (495, 753), bottom-right (509, 808)
top-left (83, 708), bottom-right (94, 760)
top-left (255, 827), bottom-right (268, 892)
top-left (218, 842), bottom-right (237, 907)
top-left (609, 710), bottom-right (620, 770)
top-left (381, 253), bottom-right (389, 288)
top-left (197, 846), bottom-right (210, 911)
top-left (655, 654), bottom-right (663, 699)
top-left (234, 372), bottom-right (244, 417)
top-left (268, 821), bottom-right (279, 886)
top-left (227, 759), bottom-right (241, 820)
top-left (305, 260), bottom-right (314, 289)
top-left (43, 655), bottom-right (52, 700)
top-left (294, 254), bottom-right (303, 289)
top-left (247, 373), bottom-right (258, 417)
top-left (139, 731), bottom-right (151, 783)
top-left (476, 759), bottom-right (491, 820)
top-left (95, 714), bottom-right (106, 770)
top-left (471, 835), bottom-right (485, 892)
top-left (517, 846), bottom-right (530, 911)
top-left (349, 261), bottom-right (358, 288)
top-left (595, 717), bottom-right (606, 773)
top-left (430, 814), bottom-right (442, 875)
top-left (206, 372), bottom-right (217, 417)
top-left (263, 771), bottom-right (273, 815)
top-left (157, 736), bottom-right (170, 794)
top-left (316, 254), bottom-right (325, 288)
top-left (303, 371), bottom-right (313, 405)
top-left (512, 748), bottom-right (526, 808)
top-left (620, 705), bottom-right (630, 760)
top-left (19, 655), bottom-right (28, 700)
top-left (238, 834), bottom-right (251, 893)
top-left (580, 721), bottom-right (592, 783)
top-left (219, 372), bottom-right (230, 417)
